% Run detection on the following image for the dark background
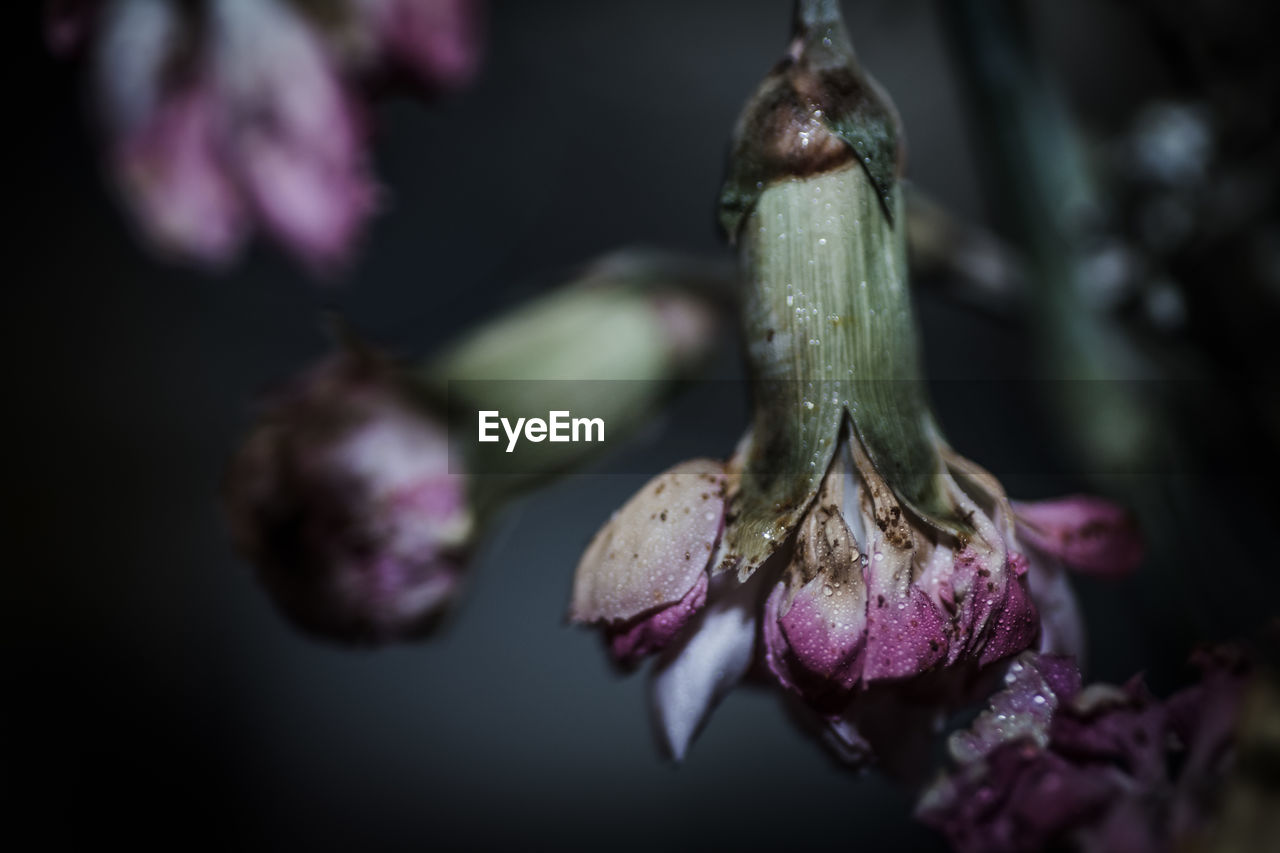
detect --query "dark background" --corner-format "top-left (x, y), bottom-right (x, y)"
top-left (5, 0), bottom-right (1263, 849)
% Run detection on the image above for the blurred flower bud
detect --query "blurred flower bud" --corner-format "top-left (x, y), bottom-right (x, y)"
top-left (424, 250), bottom-right (723, 500)
top-left (229, 250), bottom-right (724, 644)
top-left (225, 348), bottom-right (472, 644)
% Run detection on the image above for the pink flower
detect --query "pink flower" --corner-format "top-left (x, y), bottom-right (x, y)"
top-left (569, 423), bottom-right (1143, 763)
top-left (568, 0), bottom-right (1147, 764)
top-left (224, 347), bottom-right (473, 644)
top-left (917, 648), bottom-right (1253, 853)
top-left (56, 0), bottom-right (484, 271)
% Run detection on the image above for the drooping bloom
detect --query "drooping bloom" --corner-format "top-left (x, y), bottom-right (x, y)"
top-left (52, 0), bottom-right (484, 271)
top-left (569, 0), bottom-right (1142, 764)
top-left (917, 648), bottom-right (1255, 853)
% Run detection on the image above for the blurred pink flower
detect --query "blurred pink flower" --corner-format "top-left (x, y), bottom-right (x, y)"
top-left (53, 0), bottom-right (485, 271)
top-left (917, 647), bottom-right (1253, 853)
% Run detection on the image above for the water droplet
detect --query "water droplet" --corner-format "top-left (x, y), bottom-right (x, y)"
top-left (823, 584), bottom-right (834, 597)
top-left (817, 237), bottom-right (827, 246)
top-left (803, 400), bottom-right (815, 411)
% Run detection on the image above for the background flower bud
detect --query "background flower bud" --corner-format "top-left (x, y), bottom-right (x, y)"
top-left (229, 250), bottom-right (725, 644)
top-left (224, 348), bottom-right (472, 644)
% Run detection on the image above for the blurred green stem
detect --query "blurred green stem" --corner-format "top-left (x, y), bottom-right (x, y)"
top-left (937, 0), bottom-right (1161, 473)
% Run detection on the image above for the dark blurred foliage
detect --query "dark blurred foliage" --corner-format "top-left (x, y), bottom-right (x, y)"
top-left (5, 0), bottom-right (1278, 849)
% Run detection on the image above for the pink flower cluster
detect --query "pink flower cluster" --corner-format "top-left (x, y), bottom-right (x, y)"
top-left (570, 433), bottom-right (1143, 763)
top-left (49, 0), bottom-right (483, 270)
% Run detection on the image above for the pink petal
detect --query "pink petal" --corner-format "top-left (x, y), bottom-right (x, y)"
top-left (862, 548), bottom-right (949, 683)
top-left (1013, 496), bottom-right (1144, 576)
top-left (770, 571), bottom-right (868, 696)
top-left (942, 547), bottom-right (1040, 668)
top-left (363, 0), bottom-right (485, 90)
top-left (212, 0), bottom-right (377, 269)
top-left (976, 554), bottom-right (1041, 667)
top-left (570, 459), bottom-right (724, 624)
top-left (236, 124), bottom-right (376, 269)
top-left (114, 86), bottom-right (247, 264)
top-left (607, 573), bottom-right (709, 666)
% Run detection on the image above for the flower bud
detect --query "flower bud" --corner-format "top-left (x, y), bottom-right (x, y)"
top-left (224, 348), bottom-right (472, 644)
top-left (229, 250), bottom-right (724, 644)
top-left (424, 250), bottom-right (722, 496)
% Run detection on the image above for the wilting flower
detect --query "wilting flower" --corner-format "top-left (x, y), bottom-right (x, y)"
top-left (917, 648), bottom-right (1254, 853)
top-left (569, 0), bottom-right (1142, 764)
top-left (225, 346), bottom-right (473, 643)
top-left (51, 0), bottom-right (484, 270)
top-left (227, 250), bottom-right (722, 644)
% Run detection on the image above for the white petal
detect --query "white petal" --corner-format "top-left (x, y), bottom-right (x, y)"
top-left (96, 0), bottom-right (178, 133)
top-left (1027, 556), bottom-right (1085, 661)
top-left (649, 573), bottom-right (760, 760)
top-left (570, 459), bottom-right (724, 623)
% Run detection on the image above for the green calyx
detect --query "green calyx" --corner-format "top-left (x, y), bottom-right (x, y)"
top-left (716, 2), bottom-right (968, 579)
top-left (718, 0), bottom-right (902, 242)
